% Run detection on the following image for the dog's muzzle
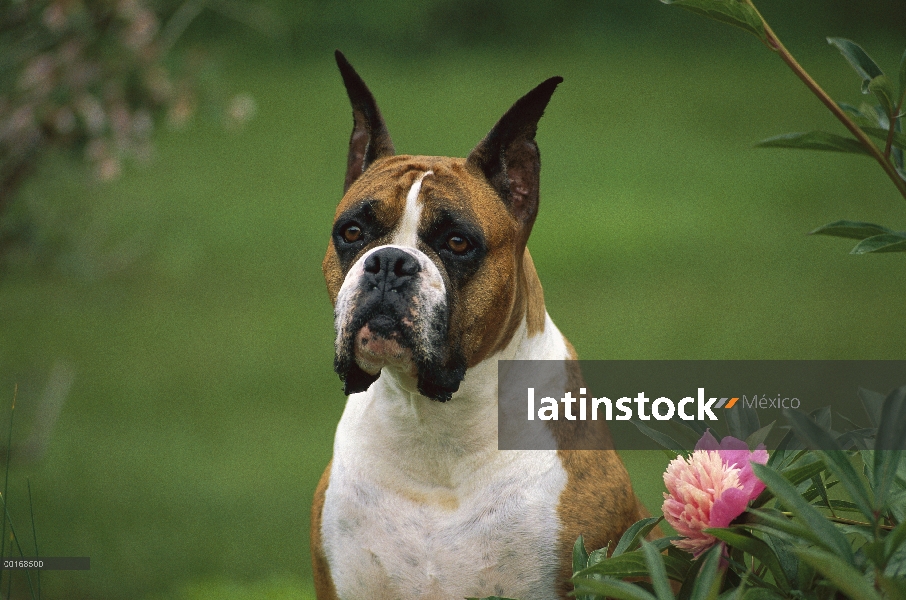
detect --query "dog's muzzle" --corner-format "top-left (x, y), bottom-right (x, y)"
top-left (333, 245), bottom-right (465, 401)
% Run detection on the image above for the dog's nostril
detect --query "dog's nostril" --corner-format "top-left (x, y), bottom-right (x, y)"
top-left (364, 253), bottom-right (381, 274)
top-left (393, 256), bottom-right (418, 277)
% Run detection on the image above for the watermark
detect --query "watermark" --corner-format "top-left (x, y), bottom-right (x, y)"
top-left (525, 388), bottom-right (770, 422)
top-left (0, 557), bottom-right (89, 570)
top-left (498, 360), bottom-right (906, 450)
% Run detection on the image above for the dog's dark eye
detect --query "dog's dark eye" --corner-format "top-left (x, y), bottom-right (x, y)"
top-left (342, 224), bottom-right (363, 243)
top-left (446, 235), bottom-right (470, 254)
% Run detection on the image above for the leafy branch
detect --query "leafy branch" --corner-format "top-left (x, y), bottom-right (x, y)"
top-left (661, 0), bottom-right (906, 254)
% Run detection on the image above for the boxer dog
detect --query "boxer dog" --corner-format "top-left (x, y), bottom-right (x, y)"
top-left (311, 51), bottom-right (642, 600)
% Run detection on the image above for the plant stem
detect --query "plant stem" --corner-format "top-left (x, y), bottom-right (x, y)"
top-left (743, 0), bottom-right (906, 201)
top-left (26, 479), bottom-right (39, 600)
top-left (0, 493), bottom-right (36, 600)
top-left (883, 89), bottom-right (905, 159)
top-left (779, 511), bottom-right (895, 531)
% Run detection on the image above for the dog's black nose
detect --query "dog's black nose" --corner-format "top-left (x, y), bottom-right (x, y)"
top-left (363, 247), bottom-right (420, 283)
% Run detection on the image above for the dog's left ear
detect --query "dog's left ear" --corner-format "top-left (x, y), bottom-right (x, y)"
top-left (467, 76), bottom-right (562, 242)
top-left (335, 50), bottom-right (396, 193)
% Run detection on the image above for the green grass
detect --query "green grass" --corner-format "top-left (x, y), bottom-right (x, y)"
top-left (0, 26), bottom-right (904, 599)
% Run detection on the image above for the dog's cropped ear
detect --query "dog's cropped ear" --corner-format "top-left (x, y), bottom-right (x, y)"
top-left (467, 77), bottom-right (562, 241)
top-left (335, 50), bottom-right (395, 193)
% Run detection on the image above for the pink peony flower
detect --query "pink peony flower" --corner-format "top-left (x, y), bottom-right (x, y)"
top-left (661, 431), bottom-right (769, 556)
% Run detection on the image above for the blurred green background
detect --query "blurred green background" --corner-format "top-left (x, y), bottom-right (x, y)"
top-left (1, 0), bottom-right (905, 598)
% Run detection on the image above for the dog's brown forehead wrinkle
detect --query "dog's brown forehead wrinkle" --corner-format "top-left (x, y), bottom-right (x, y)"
top-left (335, 155), bottom-right (517, 241)
top-left (333, 156), bottom-right (421, 224)
top-left (420, 162), bottom-right (517, 245)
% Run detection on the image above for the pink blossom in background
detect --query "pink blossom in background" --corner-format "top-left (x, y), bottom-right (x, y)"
top-left (661, 431), bottom-right (769, 556)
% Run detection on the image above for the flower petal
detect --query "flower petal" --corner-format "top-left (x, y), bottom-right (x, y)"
top-left (735, 449), bottom-right (769, 498)
top-left (719, 436), bottom-right (749, 452)
top-left (695, 430), bottom-right (721, 451)
top-left (710, 487), bottom-right (749, 528)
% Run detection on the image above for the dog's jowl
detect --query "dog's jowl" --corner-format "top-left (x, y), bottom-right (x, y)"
top-left (312, 51), bottom-right (644, 600)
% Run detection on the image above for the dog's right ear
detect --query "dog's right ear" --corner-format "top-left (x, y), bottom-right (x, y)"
top-left (466, 76), bottom-right (562, 247)
top-left (335, 51), bottom-right (395, 193)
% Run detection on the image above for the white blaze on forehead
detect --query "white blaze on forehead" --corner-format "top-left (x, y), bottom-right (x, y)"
top-left (392, 170), bottom-right (432, 247)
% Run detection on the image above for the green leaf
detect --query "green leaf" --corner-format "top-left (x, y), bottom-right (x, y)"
top-left (810, 474), bottom-right (832, 511)
top-left (665, 420), bottom-right (712, 450)
top-left (826, 499), bottom-right (864, 513)
top-left (878, 576), bottom-right (906, 600)
top-left (809, 220), bottom-right (894, 240)
top-left (870, 103), bottom-right (892, 128)
top-left (660, 0), bottom-right (766, 43)
top-left (835, 522), bottom-right (875, 542)
top-left (796, 547), bottom-right (882, 600)
top-left (572, 577), bottom-right (658, 600)
top-left (885, 520), bottom-right (906, 563)
top-left (810, 405), bottom-right (832, 431)
top-left (642, 540), bottom-right (675, 600)
top-left (650, 537), bottom-right (682, 554)
top-left (827, 38), bottom-right (885, 93)
top-left (745, 422), bottom-right (774, 450)
top-left (764, 536), bottom-right (800, 589)
top-left (863, 539), bottom-right (887, 568)
top-left (726, 402), bottom-right (760, 441)
top-left (889, 544), bottom-right (906, 580)
top-left (631, 420), bottom-right (687, 453)
top-left (869, 75), bottom-right (897, 117)
top-left (783, 408), bottom-right (875, 521)
top-left (751, 455), bottom-right (826, 508)
top-left (612, 517), bottom-right (664, 557)
top-left (850, 233), bottom-right (906, 254)
top-left (705, 528), bottom-right (791, 591)
top-left (862, 127), bottom-right (906, 151)
top-left (676, 549), bottom-right (707, 600)
top-left (838, 102), bottom-right (877, 127)
top-left (756, 131), bottom-right (871, 155)
top-left (574, 534), bottom-right (590, 575)
top-left (839, 429), bottom-right (875, 451)
top-left (680, 416), bottom-right (710, 438)
top-left (859, 387), bottom-right (886, 427)
top-left (689, 544), bottom-right (723, 600)
top-left (745, 516), bottom-right (820, 548)
top-left (740, 590), bottom-right (785, 600)
top-left (783, 457), bottom-right (828, 485)
top-left (767, 437), bottom-right (803, 470)
top-left (750, 464), bottom-right (854, 560)
top-left (873, 386), bottom-right (906, 511)
top-left (890, 488), bottom-right (906, 523)
top-left (576, 550), bottom-right (690, 582)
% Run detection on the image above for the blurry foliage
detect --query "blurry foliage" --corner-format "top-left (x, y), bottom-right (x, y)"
top-left (0, 0), bottom-right (195, 210)
top-left (0, 0), bottom-right (265, 268)
top-left (659, 0), bottom-right (906, 254)
top-left (245, 0), bottom-right (906, 54)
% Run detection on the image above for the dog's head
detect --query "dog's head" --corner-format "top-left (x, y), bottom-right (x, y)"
top-left (323, 51), bottom-right (561, 402)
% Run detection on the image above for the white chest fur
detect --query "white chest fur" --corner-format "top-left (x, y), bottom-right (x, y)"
top-left (321, 316), bottom-right (571, 600)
